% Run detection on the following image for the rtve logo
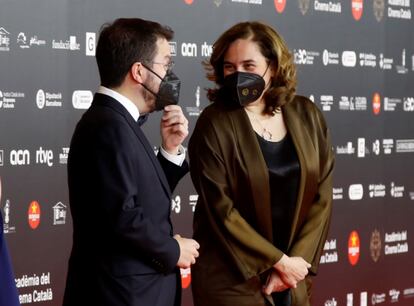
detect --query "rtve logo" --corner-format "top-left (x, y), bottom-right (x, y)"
top-left (10, 149), bottom-right (30, 166)
top-left (181, 42), bottom-right (197, 57)
top-left (36, 147), bottom-right (54, 167)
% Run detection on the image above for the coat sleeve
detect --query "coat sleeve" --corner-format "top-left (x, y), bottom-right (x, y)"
top-left (288, 107), bottom-right (335, 275)
top-left (189, 116), bottom-right (284, 281)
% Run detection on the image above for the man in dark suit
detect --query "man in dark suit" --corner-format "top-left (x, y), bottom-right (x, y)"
top-left (63, 18), bottom-right (199, 306)
top-left (0, 178), bottom-right (20, 306)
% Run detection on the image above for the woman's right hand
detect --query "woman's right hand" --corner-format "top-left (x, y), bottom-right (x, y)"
top-left (273, 254), bottom-right (311, 288)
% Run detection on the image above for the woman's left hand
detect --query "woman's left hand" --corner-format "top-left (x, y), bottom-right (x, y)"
top-left (262, 270), bottom-right (289, 295)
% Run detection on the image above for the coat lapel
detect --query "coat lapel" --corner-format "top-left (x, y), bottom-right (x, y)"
top-left (227, 102), bottom-right (319, 248)
top-left (228, 108), bottom-right (274, 242)
top-left (93, 94), bottom-right (172, 196)
top-left (282, 103), bottom-right (318, 250)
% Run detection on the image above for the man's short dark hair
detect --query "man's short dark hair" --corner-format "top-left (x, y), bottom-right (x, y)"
top-left (96, 18), bottom-right (174, 88)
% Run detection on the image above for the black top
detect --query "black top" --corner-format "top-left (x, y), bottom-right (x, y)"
top-left (256, 132), bottom-right (300, 252)
top-left (256, 133), bottom-right (300, 306)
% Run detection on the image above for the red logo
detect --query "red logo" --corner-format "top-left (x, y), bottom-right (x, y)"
top-left (180, 268), bottom-right (191, 289)
top-left (352, 0), bottom-right (364, 20)
top-left (348, 231), bottom-right (360, 266)
top-left (28, 201), bottom-right (41, 229)
top-left (274, 0), bottom-right (286, 13)
top-left (373, 93), bottom-right (381, 115)
top-left (184, 0), bottom-right (194, 4)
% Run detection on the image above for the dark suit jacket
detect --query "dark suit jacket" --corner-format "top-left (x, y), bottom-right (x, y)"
top-left (0, 213), bottom-right (20, 306)
top-left (188, 96), bottom-right (334, 306)
top-left (63, 93), bottom-right (188, 306)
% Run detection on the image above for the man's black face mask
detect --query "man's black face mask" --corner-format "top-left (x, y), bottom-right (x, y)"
top-left (141, 64), bottom-right (181, 111)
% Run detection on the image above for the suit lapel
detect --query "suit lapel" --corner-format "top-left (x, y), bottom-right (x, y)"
top-left (93, 94), bottom-right (172, 196)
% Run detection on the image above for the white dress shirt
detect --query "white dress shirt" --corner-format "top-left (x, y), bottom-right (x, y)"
top-left (97, 86), bottom-right (186, 166)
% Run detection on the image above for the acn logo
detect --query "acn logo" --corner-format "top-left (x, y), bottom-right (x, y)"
top-left (10, 149), bottom-right (30, 165)
top-left (181, 43), bottom-right (197, 57)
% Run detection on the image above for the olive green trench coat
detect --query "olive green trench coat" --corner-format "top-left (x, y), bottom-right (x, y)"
top-left (188, 96), bottom-right (334, 306)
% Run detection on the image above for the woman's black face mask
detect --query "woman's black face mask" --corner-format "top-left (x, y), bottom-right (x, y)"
top-left (222, 64), bottom-right (269, 106)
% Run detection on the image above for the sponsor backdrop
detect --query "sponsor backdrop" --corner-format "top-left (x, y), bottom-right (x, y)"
top-left (0, 0), bottom-right (413, 305)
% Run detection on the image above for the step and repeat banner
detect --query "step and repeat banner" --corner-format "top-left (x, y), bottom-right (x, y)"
top-left (1, 0), bottom-right (413, 305)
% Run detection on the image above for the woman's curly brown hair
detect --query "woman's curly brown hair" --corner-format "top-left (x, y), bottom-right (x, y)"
top-left (205, 21), bottom-right (297, 114)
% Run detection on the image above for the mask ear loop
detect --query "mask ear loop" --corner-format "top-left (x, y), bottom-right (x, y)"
top-left (141, 63), bottom-right (164, 81)
top-left (138, 63), bottom-right (164, 98)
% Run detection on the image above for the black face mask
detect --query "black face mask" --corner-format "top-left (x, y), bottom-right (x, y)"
top-left (223, 67), bottom-right (269, 107)
top-left (141, 64), bottom-right (181, 111)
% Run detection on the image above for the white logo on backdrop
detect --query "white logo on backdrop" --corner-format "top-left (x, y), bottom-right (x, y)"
top-left (85, 32), bottom-right (96, 56)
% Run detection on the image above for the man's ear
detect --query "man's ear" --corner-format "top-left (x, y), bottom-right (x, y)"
top-left (130, 62), bottom-right (145, 84)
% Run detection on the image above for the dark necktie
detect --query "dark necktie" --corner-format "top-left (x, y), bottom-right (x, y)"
top-left (137, 114), bottom-right (149, 126)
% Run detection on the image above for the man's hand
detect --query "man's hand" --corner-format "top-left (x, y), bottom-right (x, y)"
top-left (161, 105), bottom-right (188, 155)
top-left (273, 255), bottom-right (311, 288)
top-left (263, 270), bottom-right (289, 295)
top-left (174, 234), bottom-right (200, 268)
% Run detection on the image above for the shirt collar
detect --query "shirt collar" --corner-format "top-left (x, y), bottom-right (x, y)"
top-left (97, 86), bottom-right (140, 122)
